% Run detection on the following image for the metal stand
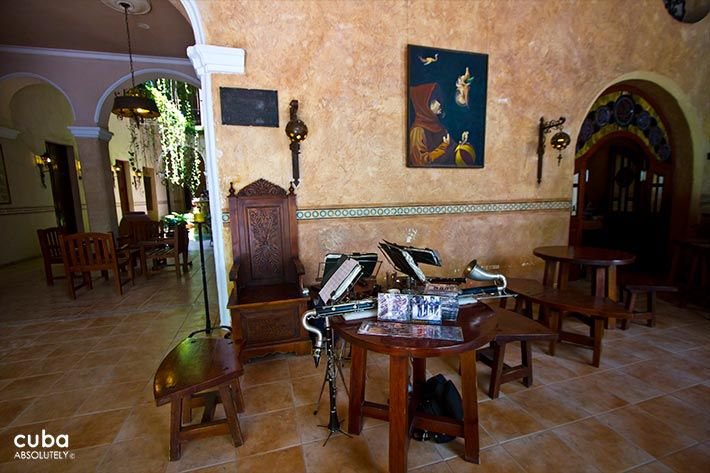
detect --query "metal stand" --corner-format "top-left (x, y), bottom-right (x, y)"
top-left (316, 317), bottom-right (350, 445)
top-left (313, 335), bottom-right (349, 415)
top-left (189, 221), bottom-right (231, 338)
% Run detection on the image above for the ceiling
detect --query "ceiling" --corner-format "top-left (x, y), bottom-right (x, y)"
top-left (0, 0), bottom-right (194, 58)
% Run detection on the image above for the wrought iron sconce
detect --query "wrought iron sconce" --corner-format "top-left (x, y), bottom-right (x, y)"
top-left (34, 152), bottom-right (52, 188)
top-left (131, 167), bottom-right (143, 189)
top-left (285, 99), bottom-right (308, 189)
top-left (536, 116), bottom-right (571, 184)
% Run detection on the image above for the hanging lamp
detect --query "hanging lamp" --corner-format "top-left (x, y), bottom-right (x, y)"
top-left (111, 2), bottom-right (159, 123)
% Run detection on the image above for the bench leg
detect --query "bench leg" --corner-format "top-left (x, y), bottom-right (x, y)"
top-left (219, 384), bottom-right (244, 447)
top-left (488, 341), bottom-right (505, 399)
top-left (547, 310), bottom-right (560, 357)
top-left (647, 291), bottom-right (656, 327)
top-left (521, 340), bottom-right (533, 388)
top-left (169, 399), bottom-right (183, 461)
top-left (591, 318), bottom-right (604, 368)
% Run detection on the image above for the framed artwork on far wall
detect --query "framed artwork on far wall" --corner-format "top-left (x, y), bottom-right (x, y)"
top-left (407, 44), bottom-right (488, 168)
top-left (0, 145), bottom-right (11, 204)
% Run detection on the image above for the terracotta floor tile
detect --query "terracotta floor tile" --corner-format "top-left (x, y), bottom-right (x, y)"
top-left (597, 404), bottom-right (696, 457)
top-left (293, 402), bottom-right (349, 444)
top-left (236, 408), bottom-right (300, 457)
top-left (61, 408), bottom-right (131, 449)
top-left (626, 461), bottom-right (675, 472)
top-left (477, 397), bottom-right (545, 442)
top-left (659, 440), bottom-right (710, 472)
top-left (502, 430), bottom-right (600, 473)
top-left (433, 425), bottom-right (496, 461)
top-left (241, 381), bottom-right (294, 415)
top-left (408, 461), bottom-right (452, 472)
top-left (547, 376), bottom-right (628, 415)
top-left (241, 358), bottom-right (290, 387)
top-left (11, 389), bottom-right (90, 425)
top-left (507, 384), bottom-right (591, 428)
top-left (619, 358), bottom-right (706, 393)
top-left (671, 383), bottom-right (710, 406)
top-left (302, 433), bottom-right (378, 472)
top-left (447, 445), bottom-right (525, 473)
top-left (234, 445), bottom-right (306, 472)
top-left (0, 398), bottom-right (34, 428)
top-left (553, 417), bottom-right (653, 472)
top-left (163, 434), bottom-right (237, 473)
top-left (76, 381), bottom-right (146, 414)
top-left (115, 403), bottom-right (171, 442)
top-left (636, 394), bottom-right (710, 441)
top-left (291, 373), bottom-right (327, 408)
top-left (0, 373), bottom-right (65, 401)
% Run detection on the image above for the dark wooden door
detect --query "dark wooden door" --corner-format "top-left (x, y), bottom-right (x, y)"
top-left (45, 142), bottom-right (77, 233)
top-left (116, 160), bottom-right (131, 216)
top-left (570, 136), bottom-right (673, 271)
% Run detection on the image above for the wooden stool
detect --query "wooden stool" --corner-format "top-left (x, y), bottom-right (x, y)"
top-left (476, 308), bottom-right (557, 398)
top-left (154, 337), bottom-right (244, 461)
top-left (621, 273), bottom-right (678, 330)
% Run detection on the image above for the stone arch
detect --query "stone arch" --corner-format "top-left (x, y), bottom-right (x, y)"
top-left (574, 71), bottom-right (702, 242)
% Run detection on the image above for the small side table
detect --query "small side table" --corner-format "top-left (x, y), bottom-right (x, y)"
top-left (154, 337), bottom-right (244, 460)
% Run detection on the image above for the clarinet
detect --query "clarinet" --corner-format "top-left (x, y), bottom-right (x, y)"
top-left (301, 309), bottom-right (323, 367)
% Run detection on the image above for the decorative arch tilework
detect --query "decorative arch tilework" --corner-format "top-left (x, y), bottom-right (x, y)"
top-left (221, 200), bottom-right (571, 223)
top-left (575, 91), bottom-right (671, 162)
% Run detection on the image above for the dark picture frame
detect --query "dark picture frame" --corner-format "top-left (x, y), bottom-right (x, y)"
top-left (407, 44), bottom-right (488, 168)
top-left (0, 145), bottom-right (11, 204)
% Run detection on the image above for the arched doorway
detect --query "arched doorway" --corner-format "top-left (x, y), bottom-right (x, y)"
top-left (570, 86), bottom-right (678, 271)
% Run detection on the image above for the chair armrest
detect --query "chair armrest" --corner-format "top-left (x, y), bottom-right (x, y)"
top-left (229, 262), bottom-right (240, 282)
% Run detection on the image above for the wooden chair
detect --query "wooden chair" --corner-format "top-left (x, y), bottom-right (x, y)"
top-left (37, 227), bottom-right (66, 285)
top-left (226, 179), bottom-right (311, 361)
top-left (60, 232), bottom-right (134, 298)
top-left (139, 223), bottom-right (188, 278)
top-left (154, 337), bottom-right (244, 461)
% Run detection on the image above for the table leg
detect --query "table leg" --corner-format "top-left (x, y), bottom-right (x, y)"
top-left (557, 262), bottom-right (570, 290)
top-left (347, 344), bottom-right (367, 435)
top-left (604, 266), bottom-right (618, 329)
top-left (389, 354), bottom-right (410, 473)
top-left (542, 261), bottom-right (557, 288)
top-left (459, 350), bottom-right (480, 463)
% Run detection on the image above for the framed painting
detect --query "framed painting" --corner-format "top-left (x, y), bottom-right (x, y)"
top-left (0, 145), bottom-right (10, 204)
top-left (407, 44), bottom-right (488, 168)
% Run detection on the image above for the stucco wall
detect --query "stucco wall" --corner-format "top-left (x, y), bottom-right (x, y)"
top-left (196, 0), bottom-right (709, 283)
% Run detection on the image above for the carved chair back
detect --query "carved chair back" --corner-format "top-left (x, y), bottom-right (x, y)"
top-left (228, 179), bottom-right (299, 288)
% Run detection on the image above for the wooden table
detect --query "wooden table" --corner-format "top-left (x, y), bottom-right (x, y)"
top-left (534, 246), bottom-right (635, 301)
top-left (332, 304), bottom-right (497, 473)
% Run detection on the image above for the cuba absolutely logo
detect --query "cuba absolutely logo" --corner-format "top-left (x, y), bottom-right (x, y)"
top-left (13, 430), bottom-right (74, 460)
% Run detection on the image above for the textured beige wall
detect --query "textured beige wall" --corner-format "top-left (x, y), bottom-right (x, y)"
top-left (196, 0), bottom-right (709, 282)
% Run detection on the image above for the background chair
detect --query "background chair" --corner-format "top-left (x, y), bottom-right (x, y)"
top-left (139, 222), bottom-right (188, 278)
top-left (60, 232), bottom-right (134, 298)
top-left (37, 227), bottom-right (66, 285)
top-left (226, 179), bottom-right (311, 361)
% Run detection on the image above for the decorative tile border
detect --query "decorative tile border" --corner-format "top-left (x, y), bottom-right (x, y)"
top-left (0, 206), bottom-right (55, 216)
top-left (221, 200), bottom-right (570, 223)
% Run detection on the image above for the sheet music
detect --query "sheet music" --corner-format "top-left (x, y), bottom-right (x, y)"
top-left (318, 258), bottom-right (362, 305)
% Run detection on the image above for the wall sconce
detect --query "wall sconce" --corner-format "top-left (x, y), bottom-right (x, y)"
top-left (132, 167), bottom-right (143, 189)
top-left (75, 160), bottom-right (83, 180)
top-left (34, 152), bottom-right (52, 188)
top-left (285, 99), bottom-right (308, 190)
top-left (536, 116), bottom-right (571, 184)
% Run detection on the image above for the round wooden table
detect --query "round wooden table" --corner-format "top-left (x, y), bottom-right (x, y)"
top-left (332, 303), bottom-right (497, 473)
top-left (533, 246), bottom-right (636, 301)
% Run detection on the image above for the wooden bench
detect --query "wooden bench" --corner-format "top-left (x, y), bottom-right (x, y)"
top-left (618, 272), bottom-right (678, 329)
top-left (476, 307), bottom-right (557, 398)
top-left (506, 278), bottom-right (631, 367)
top-left (154, 337), bottom-right (244, 461)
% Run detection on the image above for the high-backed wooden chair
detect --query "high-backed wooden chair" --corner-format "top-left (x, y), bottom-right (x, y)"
top-left (226, 179), bottom-right (311, 361)
top-left (139, 223), bottom-right (188, 278)
top-left (60, 232), bottom-right (134, 298)
top-left (37, 227), bottom-right (66, 285)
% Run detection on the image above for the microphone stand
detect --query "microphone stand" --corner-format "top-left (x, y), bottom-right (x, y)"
top-left (189, 220), bottom-right (231, 338)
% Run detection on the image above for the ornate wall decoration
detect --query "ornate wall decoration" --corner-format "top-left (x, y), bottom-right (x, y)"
top-left (575, 91), bottom-right (671, 162)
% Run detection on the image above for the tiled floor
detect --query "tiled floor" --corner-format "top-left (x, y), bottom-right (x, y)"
top-left (0, 250), bottom-right (709, 472)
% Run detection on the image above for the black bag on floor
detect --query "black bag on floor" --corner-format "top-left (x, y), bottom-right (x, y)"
top-left (411, 374), bottom-right (463, 443)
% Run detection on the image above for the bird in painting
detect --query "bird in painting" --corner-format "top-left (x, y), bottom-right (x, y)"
top-left (418, 53), bottom-right (439, 65)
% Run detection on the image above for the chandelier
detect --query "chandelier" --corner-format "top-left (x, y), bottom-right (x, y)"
top-left (111, 2), bottom-right (159, 123)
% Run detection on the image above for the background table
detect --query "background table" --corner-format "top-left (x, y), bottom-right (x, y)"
top-left (533, 245), bottom-right (635, 302)
top-left (332, 304), bottom-right (497, 473)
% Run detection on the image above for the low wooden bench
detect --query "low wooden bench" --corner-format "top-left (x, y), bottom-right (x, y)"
top-left (618, 272), bottom-right (678, 329)
top-left (476, 307), bottom-right (557, 398)
top-left (154, 337), bottom-right (244, 461)
top-left (506, 278), bottom-right (632, 367)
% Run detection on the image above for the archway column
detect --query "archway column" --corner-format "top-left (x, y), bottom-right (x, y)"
top-left (187, 44), bottom-right (245, 327)
top-left (68, 126), bottom-right (118, 235)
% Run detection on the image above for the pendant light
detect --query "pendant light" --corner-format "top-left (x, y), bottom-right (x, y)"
top-left (111, 2), bottom-right (159, 123)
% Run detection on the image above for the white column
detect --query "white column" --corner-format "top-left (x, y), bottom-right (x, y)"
top-left (187, 44), bottom-right (246, 328)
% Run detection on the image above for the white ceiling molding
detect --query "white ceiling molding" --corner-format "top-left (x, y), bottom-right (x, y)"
top-left (67, 126), bottom-right (114, 142)
top-left (0, 45), bottom-right (192, 66)
top-left (187, 45), bottom-right (245, 79)
top-left (0, 127), bottom-right (20, 140)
